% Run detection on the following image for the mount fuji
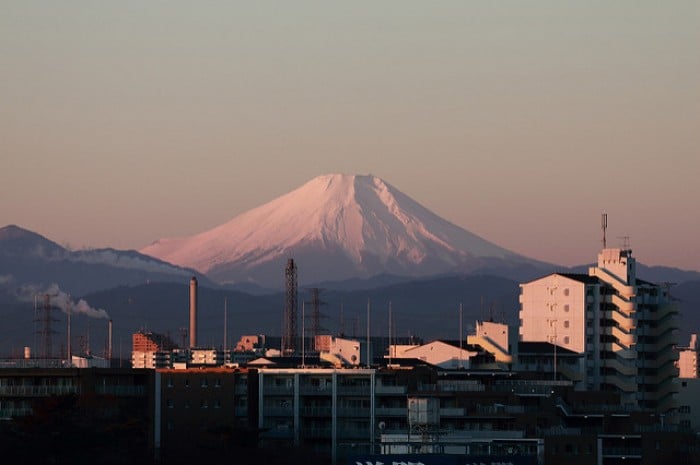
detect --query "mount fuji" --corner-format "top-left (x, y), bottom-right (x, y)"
top-left (141, 174), bottom-right (553, 287)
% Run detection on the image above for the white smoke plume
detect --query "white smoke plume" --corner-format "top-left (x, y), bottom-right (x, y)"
top-left (71, 249), bottom-right (190, 276)
top-left (29, 283), bottom-right (110, 319)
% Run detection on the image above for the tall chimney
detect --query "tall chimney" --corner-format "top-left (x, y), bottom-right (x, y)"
top-left (108, 319), bottom-right (113, 362)
top-left (189, 277), bottom-right (198, 348)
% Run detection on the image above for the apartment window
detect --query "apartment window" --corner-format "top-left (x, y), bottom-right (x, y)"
top-left (184, 400), bottom-right (191, 409)
top-left (564, 336), bottom-right (570, 344)
top-left (200, 400), bottom-right (208, 409)
top-left (564, 289), bottom-right (570, 296)
top-left (564, 321), bottom-right (570, 328)
top-left (213, 399), bottom-right (221, 409)
top-left (184, 379), bottom-right (190, 388)
top-left (166, 379), bottom-right (174, 388)
top-left (564, 305), bottom-right (570, 312)
top-left (201, 379), bottom-right (208, 388)
top-left (215, 378), bottom-right (221, 388)
top-left (166, 399), bottom-right (174, 409)
top-left (680, 405), bottom-right (691, 414)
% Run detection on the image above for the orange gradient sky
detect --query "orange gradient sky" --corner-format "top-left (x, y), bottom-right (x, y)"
top-left (2, 2), bottom-right (699, 270)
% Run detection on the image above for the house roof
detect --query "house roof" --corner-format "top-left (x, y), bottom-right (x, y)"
top-left (557, 273), bottom-right (600, 285)
top-left (521, 272), bottom-right (600, 285)
top-left (518, 341), bottom-right (580, 356)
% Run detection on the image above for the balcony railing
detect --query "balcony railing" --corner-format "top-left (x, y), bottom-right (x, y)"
top-left (264, 405), bottom-right (296, 416)
top-left (302, 427), bottom-right (332, 438)
top-left (299, 385), bottom-right (332, 395)
top-left (337, 385), bottom-right (371, 395)
top-left (262, 385), bottom-right (294, 395)
top-left (602, 448), bottom-right (642, 457)
top-left (94, 385), bottom-right (145, 396)
top-left (375, 407), bottom-right (406, 416)
top-left (375, 384), bottom-right (407, 394)
top-left (300, 406), bottom-right (332, 416)
top-left (0, 385), bottom-right (80, 396)
top-left (439, 407), bottom-right (465, 417)
top-left (337, 407), bottom-right (370, 417)
top-left (0, 407), bottom-right (33, 418)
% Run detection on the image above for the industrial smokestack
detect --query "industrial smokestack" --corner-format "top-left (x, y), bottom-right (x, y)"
top-left (108, 319), bottom-right (113, 361)
top-left (189, 277), bottom-right (198, 348)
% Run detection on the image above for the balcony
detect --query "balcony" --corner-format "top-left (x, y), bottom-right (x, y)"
top-left (602, 447), bottom-right (642, 458)
top-left (0, 385), bottom-right (80, 396)
top-left (262, 385), bottom-right (294, 395)
top-left (337, 385), bottom-right (371, 395)
top-left (0, 407), bottom-right (32, 418)
top-left (439, 407), bottom-right (465, 417)
top-left (375, 384), bottom-right (407, 395)
top-left (337, 427), bottom-right (370, 439)
top-left (300, 406), bottom-right (332, 416)
top-left (601, 358), bottom-right (637, 376)
top-left (299, 385), bottom-right (332, 395)
top-left (94, 385), bottom-right (146, 396)
top-left (337, 407), bottom-right (370, 417)
top-left (375, 407), bottom-right (406, 416)
top-left (302, 427), bottom-right (331, 438)
top-left (260, 427), bottom-right (294, 439)
top-left (263, 407), bottom-right (294, 416)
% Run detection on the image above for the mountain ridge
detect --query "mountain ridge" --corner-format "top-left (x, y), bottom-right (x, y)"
top-left (141, 174), bottom-right (553, 286)
top-left (0, 224), bottom-right (213, 297)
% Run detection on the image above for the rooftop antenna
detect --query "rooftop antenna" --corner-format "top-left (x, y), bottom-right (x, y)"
top-left (179, 327), bottom-right (188, 349)
top-left (366, 298), bottom-right (371, 367)
top-left (67, 298), bottom-right (72, 365)
top-left (86, 320), bottom-right (91, 356)
top-left (388, 301), bottom-right (392, 364)
top-left (223, 297), bottom-right (228, 351)
top-left (618, 235), bottom-right (631, 250)
top-left (301, 301), bottom-right (306, 368)
top-left (459, 303), bottom-right (463, 369)
top-left (601, 212), bottom-right (608, 249)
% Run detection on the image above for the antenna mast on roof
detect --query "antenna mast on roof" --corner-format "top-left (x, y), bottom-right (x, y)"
top-left (601, 212), bottom-right (608, 249)
top-left (618, 235), bottom-right (631, 250)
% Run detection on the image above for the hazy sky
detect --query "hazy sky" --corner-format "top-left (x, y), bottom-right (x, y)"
top-left (2, 1), bottom-right (699, 271)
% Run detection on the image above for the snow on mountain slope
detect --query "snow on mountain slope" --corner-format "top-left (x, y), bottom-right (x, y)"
top-left (141, 174), bottom-right (546, 286)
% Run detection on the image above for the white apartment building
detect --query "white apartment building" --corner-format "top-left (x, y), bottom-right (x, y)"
top-left (519, 247), bottom-right (678, 412)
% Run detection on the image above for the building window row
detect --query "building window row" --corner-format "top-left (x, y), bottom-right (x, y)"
top-left (165, 398), bottom-right (222, 409)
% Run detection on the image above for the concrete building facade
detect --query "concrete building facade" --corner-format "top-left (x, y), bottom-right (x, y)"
top-left (520, 248), bottom-right (679, 412)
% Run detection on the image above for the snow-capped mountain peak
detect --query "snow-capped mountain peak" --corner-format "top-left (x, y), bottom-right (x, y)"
top-left (141, 174), bottom-right (543, 286)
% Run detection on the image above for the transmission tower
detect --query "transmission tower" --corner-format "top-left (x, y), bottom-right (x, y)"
top-left (305, 288), bottom-right (327, 351)
top-left (178, 327), bottom-right (188, 349)
top-left (282, 258), bottom-right (298, 355)
top-left (34, 294), bottom-right (59, 359)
